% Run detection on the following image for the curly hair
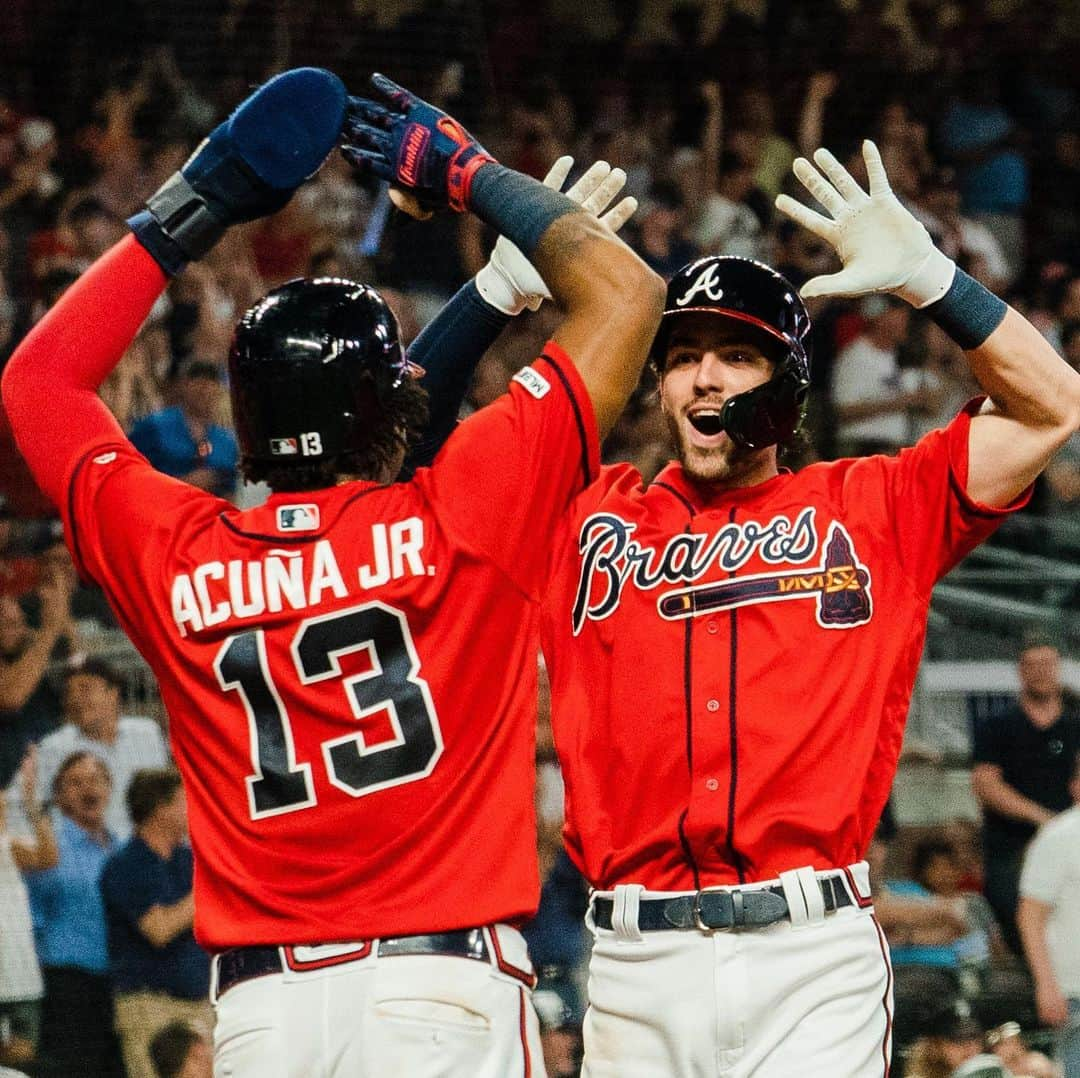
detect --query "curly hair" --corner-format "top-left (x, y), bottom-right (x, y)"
top-left (243, 378), bottom-right (430, 492)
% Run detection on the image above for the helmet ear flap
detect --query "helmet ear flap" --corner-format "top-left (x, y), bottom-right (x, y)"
top-left (720, 363), bottom-right (809, 450)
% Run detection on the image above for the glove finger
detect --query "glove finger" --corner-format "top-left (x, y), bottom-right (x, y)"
top-left (800, 269), bottom-right (873, 300)
top-left (346, 97), bottom-right (398, 130)
top-left (369, 73), bottom-right (415, 111)
top-left (791, 157), bottom-right (847, 219)
top-left (565, 160), bottom-right (611, 204)
top-left (343, 121), bottom-right (393, 154)
top-left (774, 194), bottom-right (837, 243)
top-left (341, 144), bottom-right (392, 181)
top-left (541, 155), bottom-right (574, 191)
top-left (581, 167), bottom-right (627, 216)
top-left (599, 195), bottom-right (638, 233)
top-left (811, 147), bottom-right (868, 205)
top-left (861, 139), bottom-right (892, 197)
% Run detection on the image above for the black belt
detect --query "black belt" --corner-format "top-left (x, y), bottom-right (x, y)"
top-left (215, 929), bottom-right (489, 999)
top-left (592, 875), bottom-right (855, 932)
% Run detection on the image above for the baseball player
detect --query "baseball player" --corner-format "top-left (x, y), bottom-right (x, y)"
top-left (0, 67), bottom-right (664, 1078)
top-left (403, 139), bottom-right (1080, 1076)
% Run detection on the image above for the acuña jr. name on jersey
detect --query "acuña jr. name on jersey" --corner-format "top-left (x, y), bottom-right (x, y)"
top-left (170, 517), bottom-right (429, 637)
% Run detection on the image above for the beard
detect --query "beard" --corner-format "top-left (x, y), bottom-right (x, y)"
top-left (664, 408), bottom-right (764, 486)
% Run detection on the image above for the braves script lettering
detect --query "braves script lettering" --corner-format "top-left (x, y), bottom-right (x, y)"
top-left (572, 507), bottom-right (818, 634)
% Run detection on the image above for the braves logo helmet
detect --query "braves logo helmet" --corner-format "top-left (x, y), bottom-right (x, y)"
top-left (651, 256), bottom-right (812, 450)
top-left (228, 278), bottom-right (417, 473)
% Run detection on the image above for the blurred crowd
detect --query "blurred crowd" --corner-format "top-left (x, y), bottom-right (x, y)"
top-left (1, 1), bottom-right (1080, 1076)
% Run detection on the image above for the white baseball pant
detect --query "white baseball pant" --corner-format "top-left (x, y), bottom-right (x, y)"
top-left (210, 924), bottom-right (546, 1077)
top-left (582, 864), bottom-right (893, 1077)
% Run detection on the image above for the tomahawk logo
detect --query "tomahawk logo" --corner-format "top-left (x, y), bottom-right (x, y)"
top-left (675, 263), bottom-right (725, 307)
top-left (657, 522), bottom-right (872, 629)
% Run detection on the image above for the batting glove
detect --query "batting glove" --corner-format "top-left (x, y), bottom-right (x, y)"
top-left (775, 139), bottom-right (956, 308)
top-left (129, 68), bottom-right (346, 275)
top-left (342, 73), bottom-right (494, 213)
top-left (475, 156), bottom-right (639, 316)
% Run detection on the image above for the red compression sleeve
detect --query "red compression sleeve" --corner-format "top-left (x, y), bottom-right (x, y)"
top-left (0, 235), bottom-right (169, 507)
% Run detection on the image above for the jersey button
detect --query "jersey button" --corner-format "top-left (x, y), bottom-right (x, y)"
top-left (706, 699), bottom-right (720, 713)
top-left (705, 778), bottom-right (719, 791)
top-left (706, 619), bottom-right (719, 634)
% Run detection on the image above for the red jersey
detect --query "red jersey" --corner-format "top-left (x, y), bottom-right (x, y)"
top-left (60, 342), bottom-right (599, 950)
top-left (541, 401), bottom-right (1027, 891)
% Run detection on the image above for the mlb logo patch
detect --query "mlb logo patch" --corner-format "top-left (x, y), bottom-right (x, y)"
top-left (512, 367), bottom-right (551, 400)
top-left (270, 438), bottom-right (299, 456)
top-left (277, 505), bottom-right (320, 532)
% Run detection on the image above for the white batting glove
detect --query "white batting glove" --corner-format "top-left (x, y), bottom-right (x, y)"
top-left (775, 139), bottom-right (956, 308)
top-left (475, 156), bottom-right (638, 316)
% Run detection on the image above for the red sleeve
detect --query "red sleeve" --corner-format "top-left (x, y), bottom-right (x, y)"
top-left (416, 341), bottom-right (601, 599)
top-left (846, 398), bottom-right (1031, 594)
top-left (0, 235), bottom-right (169, 508)
top-left (60, 439), bottom-right (216, 634)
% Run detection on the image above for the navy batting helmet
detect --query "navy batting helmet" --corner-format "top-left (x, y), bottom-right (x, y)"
top-left (228, 278), bottom-right (419, 476)
top-left (651, 256), bottom-right (812, 450)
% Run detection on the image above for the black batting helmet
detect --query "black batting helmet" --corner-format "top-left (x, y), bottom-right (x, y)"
top-left (651, 256), bottom-right (812, 450)
top-left (228, 278), bottom-right (418, 476)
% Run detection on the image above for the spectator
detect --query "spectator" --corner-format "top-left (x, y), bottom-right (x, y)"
top-left (630, 180), bottom-right (699, 277)
top-left (0, 747), bottom-right (56, 1073)
top-left (25, 751), bottom-right (123, 1078)
top-left (902, 1000), bottom-right (1001, 1078)
top-left (1018, 750), bottom-right (1080, 1077)
top-left (7, 656), bottom-right (168, 839)
top-left (986, 1021), bottom-right (1061, 1078)
top-left (830, 294), bottom-right (925, 455)
top-left (914, 167), bottom-right (1013, 294)
top-left (972, 630), bottom-right (1080, 954)
top-left (149, 1020), bottom-right (212, 1078)
top-left (129, 360), bottom-right (239, 499)
top-left (0, 553), bottom-right (73, 786)
top-left (937, 67), bottom-right (1030, 280)
top-left (100, 768), bottom-right (210, 1078)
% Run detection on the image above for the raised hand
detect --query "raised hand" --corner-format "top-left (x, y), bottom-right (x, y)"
top-left (775, 139), bottom-right (955, 307)
top-left (478, 156), bottom-right (639, 315)
top-left (342, 73), bottom-right (494, 213)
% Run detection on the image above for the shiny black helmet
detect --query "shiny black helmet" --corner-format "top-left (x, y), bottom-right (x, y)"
top-left (651, 256), bottom-right (812, 450)
top-left (228, 278), bottom-right (420, 483)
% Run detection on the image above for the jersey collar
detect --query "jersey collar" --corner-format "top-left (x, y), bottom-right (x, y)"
top-left (649, 461), bottom-right (792, 516)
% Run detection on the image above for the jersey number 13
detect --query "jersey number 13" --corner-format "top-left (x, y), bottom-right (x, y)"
top-left (214, 601), bottom-right (443, 819)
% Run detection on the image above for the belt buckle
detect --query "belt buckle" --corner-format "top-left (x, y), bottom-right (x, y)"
top-left (692, 888), bottom-right (733, 932)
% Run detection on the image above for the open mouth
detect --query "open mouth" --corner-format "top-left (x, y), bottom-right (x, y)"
top-left (688, 410), bottom-right (724, 437)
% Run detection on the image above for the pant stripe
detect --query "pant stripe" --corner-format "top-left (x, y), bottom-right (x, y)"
top-left (871, 913), bottom-right (894, 1077)
top-left (518, 987), bottom-right (532, 1078)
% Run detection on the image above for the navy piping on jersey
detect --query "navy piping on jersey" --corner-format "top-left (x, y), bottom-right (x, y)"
top-left (537, 353), bottom-right (595, 488)
top-left (725, 504), bottom-right (748, 883)
top-left (653, 479), bottom-right (702, 886)
top-left (217, 483), bottom-right (387, 543)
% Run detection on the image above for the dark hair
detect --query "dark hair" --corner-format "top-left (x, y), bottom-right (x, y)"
top-left (64, 656), bottom-right (126, 693)
top-left (244, 377), bottom-right (430, 492)
top-left (52, 750), bottom-right (110, 798)
top-left (126, 767), bottom-right (182, 826)
top-left (149, 1020), bottom-right (204, 1078)
top-left (911, 837), bottom-right (957, 884)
